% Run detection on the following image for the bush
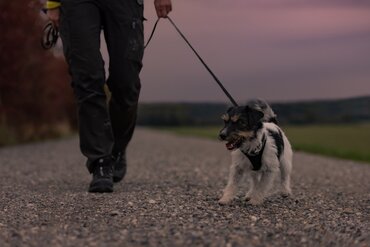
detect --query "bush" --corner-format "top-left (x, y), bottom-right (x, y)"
top-left (0, 0), bottom-right (76, 145)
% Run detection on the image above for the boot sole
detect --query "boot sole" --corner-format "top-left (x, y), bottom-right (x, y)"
top-left (113, 174), bottom-right (124, 183)
top-left (113, 168), bottom-right (126, 183)
top-left (89, 179), bottom-right (114, 193)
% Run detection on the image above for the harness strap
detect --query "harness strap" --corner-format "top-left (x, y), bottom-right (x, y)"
top-left (241, 134), bottom-right (267, 171)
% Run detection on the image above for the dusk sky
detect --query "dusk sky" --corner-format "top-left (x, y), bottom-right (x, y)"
top-left (102, 0), bottom-right (370, 103)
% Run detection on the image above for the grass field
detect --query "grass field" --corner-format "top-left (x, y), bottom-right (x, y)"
top-left (161, 124), bottom-right (370, 164)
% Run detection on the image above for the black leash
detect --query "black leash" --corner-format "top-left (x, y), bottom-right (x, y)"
top-left (144, 18), bottom-right (160, 49)
top-left (41, 22), bottom-right (59, 50)
top-left (41, 16), bottom-right (239, 106)
top-left (145, 17), bottom-right (239, 107)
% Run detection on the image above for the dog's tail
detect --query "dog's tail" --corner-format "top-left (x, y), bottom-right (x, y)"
top-left (247, 99), bottom-right (278, 124)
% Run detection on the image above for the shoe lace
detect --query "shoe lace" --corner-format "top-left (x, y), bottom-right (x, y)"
top-left (94, 159), bottom-right (113, 178)
top-left (112, 152), bottom-right (124, 162)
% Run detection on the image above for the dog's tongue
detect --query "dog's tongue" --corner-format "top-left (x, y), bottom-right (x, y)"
top-left (226, 142), bottom-right (235, 150)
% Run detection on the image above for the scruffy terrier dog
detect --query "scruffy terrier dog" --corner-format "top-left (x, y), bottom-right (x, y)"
top-left (218, 100), bottom-right (293, 205)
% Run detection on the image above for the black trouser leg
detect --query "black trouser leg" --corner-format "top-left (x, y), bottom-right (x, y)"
top-left (60, 0), bottom-right (114, 173)
top-left (102, 0), bottom-right (144, 154)
top-left (109, 98), bottom-right (138, 155)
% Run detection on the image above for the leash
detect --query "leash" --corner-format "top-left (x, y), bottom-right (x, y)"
top-left (144, 18), bottom-right (160, 49)
top-left (41, 16), bottom-right (239, 106)
top-left (145, 17), bottom-right (239, 107)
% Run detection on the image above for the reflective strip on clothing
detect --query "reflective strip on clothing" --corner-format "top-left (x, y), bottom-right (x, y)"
top-left (46, 1), bottom-right (61, 9)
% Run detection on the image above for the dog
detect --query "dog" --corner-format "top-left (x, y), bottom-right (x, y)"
top-left (218, 100), bottom-right (293, 205)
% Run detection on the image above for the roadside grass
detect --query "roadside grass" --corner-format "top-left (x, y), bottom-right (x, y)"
top-left (0, 124), bottom-right (17, 146)
top-left (159, 124), bottom-right (370, 164)
top-left (0, 122), bottom-right (75, 148)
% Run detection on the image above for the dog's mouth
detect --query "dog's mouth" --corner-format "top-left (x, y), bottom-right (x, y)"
top-left (225, 136), bottom-right (245, 150)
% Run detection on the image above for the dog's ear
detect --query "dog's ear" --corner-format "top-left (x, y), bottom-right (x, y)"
top-left (244, 106), bottom-right (264, 127)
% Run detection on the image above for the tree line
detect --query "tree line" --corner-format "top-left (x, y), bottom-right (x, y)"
top-left (137, 96), bottom-right (370, 126)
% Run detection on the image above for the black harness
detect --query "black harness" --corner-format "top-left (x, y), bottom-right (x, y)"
top-left (241, 134), bottom-right (267, 171)
top-left (241, 129), bottom-right (284, 171)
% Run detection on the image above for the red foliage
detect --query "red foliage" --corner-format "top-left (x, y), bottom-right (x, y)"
top-left (0, 0), bottom-right (76, 139)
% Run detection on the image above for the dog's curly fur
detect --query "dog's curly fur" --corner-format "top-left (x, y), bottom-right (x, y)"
top-left (218, 100), bottom-right (293, 205)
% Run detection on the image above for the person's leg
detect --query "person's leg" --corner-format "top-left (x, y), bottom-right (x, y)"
top-left (109, 98), bottom-right (137, 182)
top-left (60, 0), bottom-right (114, 191)
top-left (101, 0), bottom-right (145, 182)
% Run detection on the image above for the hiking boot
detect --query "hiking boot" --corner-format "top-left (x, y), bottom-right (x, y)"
top-left (88, 157), bottom-right (114, 193)
top-left (112, 151), bottom-right (127, 183)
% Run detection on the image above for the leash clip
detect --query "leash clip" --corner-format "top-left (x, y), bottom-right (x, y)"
top-left (41, 22), bottom-right (59, 50)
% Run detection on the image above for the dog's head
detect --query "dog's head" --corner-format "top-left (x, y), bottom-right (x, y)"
top-left (219, 106), bottom-right (264, 150)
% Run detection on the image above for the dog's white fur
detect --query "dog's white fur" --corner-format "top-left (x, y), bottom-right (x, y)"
top-left (219, 122), bottom-right (293, 205)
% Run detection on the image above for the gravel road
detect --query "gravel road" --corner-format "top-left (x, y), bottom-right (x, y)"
top-left (0, 128), bottom-right (369, 247)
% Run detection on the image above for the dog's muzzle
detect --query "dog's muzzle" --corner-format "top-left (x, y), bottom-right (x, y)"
top-left (219, 129), bottom-right (245, 150)
top-left (220, 136), bottom-right (245, 151)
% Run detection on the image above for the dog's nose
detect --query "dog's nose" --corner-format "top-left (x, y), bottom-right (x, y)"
top-left (219, 132), bottom-right (227, 140)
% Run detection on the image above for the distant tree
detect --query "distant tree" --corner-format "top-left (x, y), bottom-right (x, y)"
top-left (0, 0), bottom-right (76, 141)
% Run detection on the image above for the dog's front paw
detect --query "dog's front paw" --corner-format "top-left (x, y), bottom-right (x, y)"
top-left (218, 196), bottom-right (233, 205)
top-left (281, 188), bottom-right (292, 198)
top-left (244, 191), bottom-right (254, 202)
top-left (248, 197), bottom-right (264, 205)
top-left (244, 196), bottom-right (251, 202)
top-left (281, 192), bottom-right (292, 198)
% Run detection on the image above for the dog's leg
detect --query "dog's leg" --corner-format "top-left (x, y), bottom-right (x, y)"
top-left (219, 162), bottom-right (245, 205)
top-left (280, 151), bottom-right (293, 197)
top-left (249, 168), bottom-right (278, 205)
top-left (244, 172), bottom-right (259, 201)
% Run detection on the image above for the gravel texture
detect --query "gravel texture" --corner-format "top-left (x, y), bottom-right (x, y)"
top-left (0, 128), bottom-right (369, 247)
